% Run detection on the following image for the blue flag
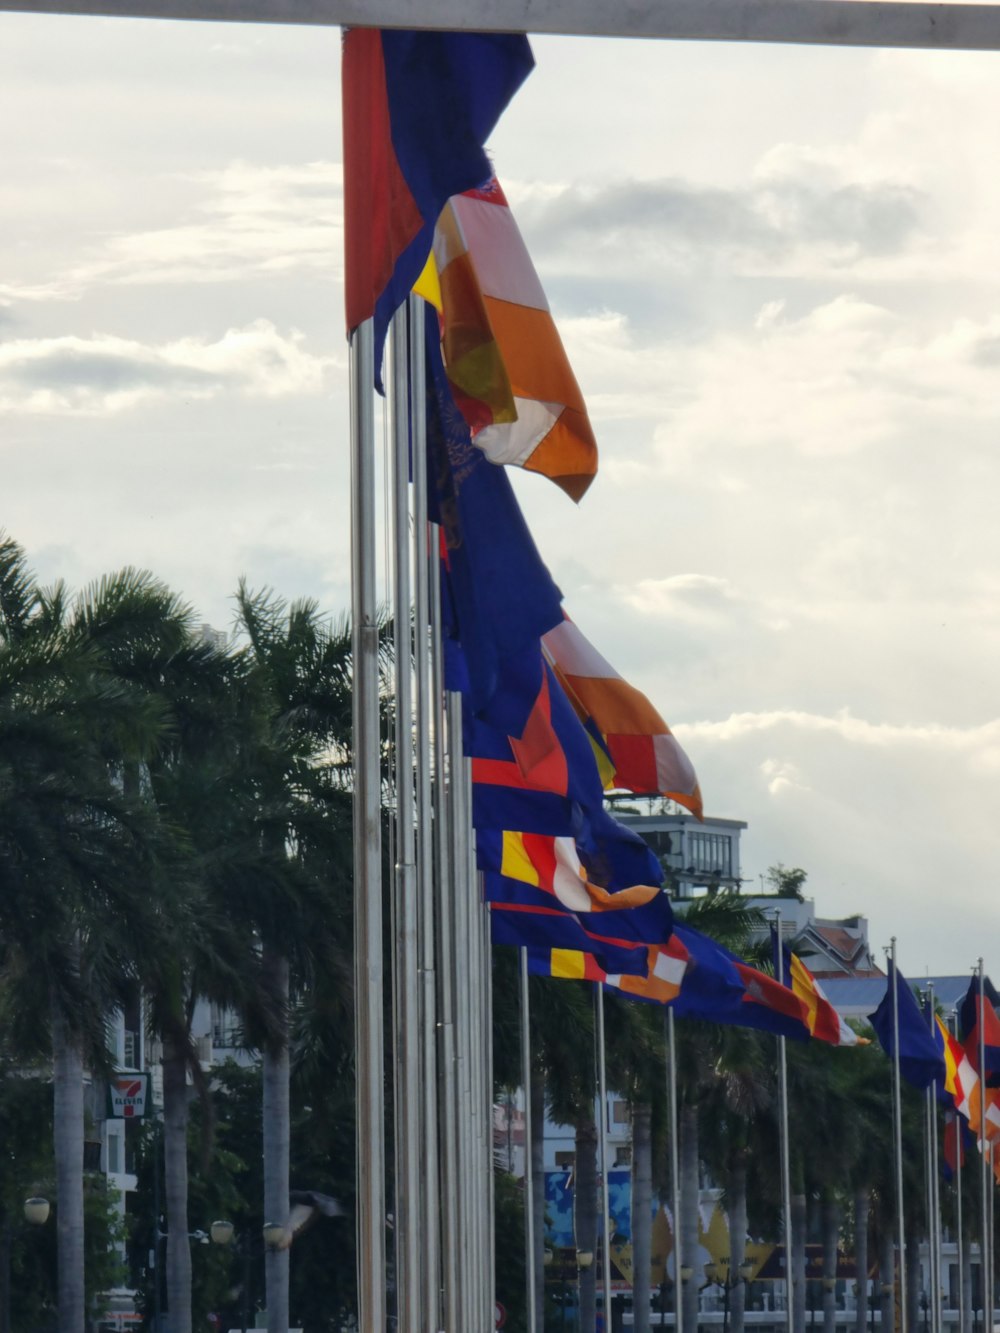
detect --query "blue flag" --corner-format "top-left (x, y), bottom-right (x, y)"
top-left (869, 959), bottom-right (945, 1090)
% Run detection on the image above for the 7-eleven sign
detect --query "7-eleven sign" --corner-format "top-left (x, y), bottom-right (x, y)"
top-left (109, 1074), bottom-right (148, 1119)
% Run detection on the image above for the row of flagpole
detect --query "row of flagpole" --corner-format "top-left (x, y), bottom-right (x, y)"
top-left (369, 296), bottom-right (498, 1333)
top-left (357, 306), bottom-right (1000, 1333)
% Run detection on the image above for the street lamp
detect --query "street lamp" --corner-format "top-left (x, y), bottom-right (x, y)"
top-left (703, 1259), bottom-right (755, 1333)
top-left (1, 1196), bottom-right (50, 1333)
top-left (212, 1219), bottom-right (283, 1333)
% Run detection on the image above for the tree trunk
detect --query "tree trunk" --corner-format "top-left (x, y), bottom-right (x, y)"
top-left (961, 1229), bottom-right (972, 1333)
top-left (530, 1066), bottom-right (546, 1333)
top-left (791, 1188), bottom-right (807, 1330)
top-left (729, 1155), bottom-right (748, 1333)
top-left (263, 946), bottom-right (290, 1333)
top-left (822, 1195), bottom-right (840, 1333)
top-left (632, 1102), bottom-right (653, 1333)
top-left (52, 997), bottom-right (85, 1333)
top-left (905, 1232), bottom-right (920, 1333)
top-left (854, 1189), bottom-right (869, 1333)
top-left (879, 1225), bottom-right (895, 1332)
top-left (576, 1116), bottom-right (599, 1333)
top-left (679, 1102), bottom-right (700, 1333)
top-left (163, 1031), bottom-right (192, 1333)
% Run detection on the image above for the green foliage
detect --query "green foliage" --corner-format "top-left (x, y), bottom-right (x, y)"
top-left (494, 1171), bottom-right (527, 1332)
top-left (764, 863), bottom-right (808, 900)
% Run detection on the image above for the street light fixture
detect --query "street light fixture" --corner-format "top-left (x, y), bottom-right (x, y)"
top-left (1, 1197), bottom-right (50, 1333)
top-left (22, 1198), bottom-right (50, 1228)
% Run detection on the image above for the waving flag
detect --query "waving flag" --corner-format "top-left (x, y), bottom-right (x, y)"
top-left (542, 612), bottom-right (702, 816)
top-left (343, 29), bottom-right (533, 383)
top-left (671, 925), bottom-right (811, 1040)
top-left (432, 177), bottom-right (598, 500)
top-left (480, 829), bottom-right (671, 939)
top-left (778, 938), bottom-right (865, 1047)
top-left (491, 905), bottom-right (651, 978)
top-left (959, 975), bottom-right (1000, 1087)
top-left (525, 936), bottom-right (689, 1004)
top-left (868, 960), bottom-right (944, 1087)
top-left (425, 305), bottom-right (563, 719)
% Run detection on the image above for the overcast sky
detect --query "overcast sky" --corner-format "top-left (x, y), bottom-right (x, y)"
top-left (2, 13), bottom-right (998, 978)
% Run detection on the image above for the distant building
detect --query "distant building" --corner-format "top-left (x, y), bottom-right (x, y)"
top-left (614, 806), bottom-right (747, 900)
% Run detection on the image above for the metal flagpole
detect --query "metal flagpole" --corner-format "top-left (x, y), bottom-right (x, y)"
top-left (666, 1007), bottom-right (683, 1333)
top-left (409, 294), bottom-right (440, 1333)
top-left (389, 306), bottom-right (421, 1333)
top-left (446, 689), bottom-right (470, 1329)
top-left (952, 1008), bottom-right (966, 1333)
top-left (889, 939), bottom-right (908, 1333)
top-left (926, 982), bottom-right (941, 1333)
top-left (595, 984), bottom-right (613, 1329)
top-left (433, 571), bottom-right (460, 1331)
top-left (522, 950), bottom-right (537, 1333)
top-left (980, 960), bottom-right (990, 1333)
top-left (349, 319), bottom-right (386, 1332)
top-left (773, 910), bottom-right (794, 1333)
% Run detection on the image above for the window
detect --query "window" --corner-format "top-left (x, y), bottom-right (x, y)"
top-left (689, 833), bottom-right (732, 878)
top-left (614, 1147), bottom-right (632, 1167)
top-left (555, 1151), bottom-right (575, 1168)
top-left (106, 1131), bottom-right (123, 1175)
top-left (612, 1100), bottom-right (630, 1124)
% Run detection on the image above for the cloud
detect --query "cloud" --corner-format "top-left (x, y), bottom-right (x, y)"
top-left (0, 161), bottom-right (343, 302)
top-left (0, 321), bottom-right (332, 414)
top-left (510, 171), bottom-right (924, 277)
top-left (677, 708), bottom-right (1000, 755)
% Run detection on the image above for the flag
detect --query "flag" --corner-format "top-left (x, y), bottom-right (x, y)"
top-left (431, 177), bottom-right (598, 501)
top-left (342, 28), bottom-right (533, 383)
top-left (477, 826), bottom-right (674, 933)
top-left (959, 975), bottom-right (1000, 1087)
top-left (777, 936), bottom-right (865, 1047)
top-left (541, 611), bottom-right (703, 817)
top-left (525, 936), bottom-right (689, 1005)
top-left (425, 304), bottom-right (563, 719)
top-left (932, 1011), bottom-right (966, 1108)
top-left (469, 657), bottom-right (665, 894)
top-left (491, 905), bottom-right (651, 978)
top-left (671, 925), bottom-right (811, 1041)
top-left (868, 960), bottom-right (946, 1090)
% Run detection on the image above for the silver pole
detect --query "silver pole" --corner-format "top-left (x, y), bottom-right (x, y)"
top-left (980, 960), bottom-right (990, 1333)
top-left (349, 319), bottom-right (386, 1332)
top-left (433, 580), bottom-right (460, 1331)
top-left (390, 306), bottom-right (421, 1333)
top-left (595, 984), bottom-right (614, 1330)
top-left (409, 296), bottom-right (440, 1333)
top-left (484, 896), bottom-right (497, 1331)
top-left (952, 1010), bottom-right (966, 1333)
top-left (521, 950), bottom-right (537, 1333)
top-left (889, 940), bottom-right (908, 1333)
top-left (774, 911), bottom-right (794, 1333)
top-left (447, 690), bottom-right (471, 1328)
top-left (927, 983), bottom-right (941, 1333)
top-left (666, 1007), bottom-right (683, 1333)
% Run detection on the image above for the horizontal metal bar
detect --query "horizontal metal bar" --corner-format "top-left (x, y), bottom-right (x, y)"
top-left (2, 0), bottom-right (1000, 52)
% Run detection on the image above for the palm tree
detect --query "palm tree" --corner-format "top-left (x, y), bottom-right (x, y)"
top-left (0, 538), bottom-right (172, 1332)
top-left (233, 583), bottom-right (355, 1333)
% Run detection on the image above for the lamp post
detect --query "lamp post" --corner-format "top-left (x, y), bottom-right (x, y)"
top-left (703, 1260), bottom-right (754, 1333)
top-left (0, 1196), bottom-right (50, 1333)
top-left (577, 1249), bottom-right (594, 1332)
top-left (211, 1218), bottom-right (286, 1333)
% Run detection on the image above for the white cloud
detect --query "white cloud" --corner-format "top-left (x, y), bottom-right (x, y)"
top-left (0, 321), bottom-right (332, 414)
top-left (0, 161), bottom-right (343, 303)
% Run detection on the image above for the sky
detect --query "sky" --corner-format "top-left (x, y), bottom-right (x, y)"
top-left (1, 12), bottom-right (999, 975)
